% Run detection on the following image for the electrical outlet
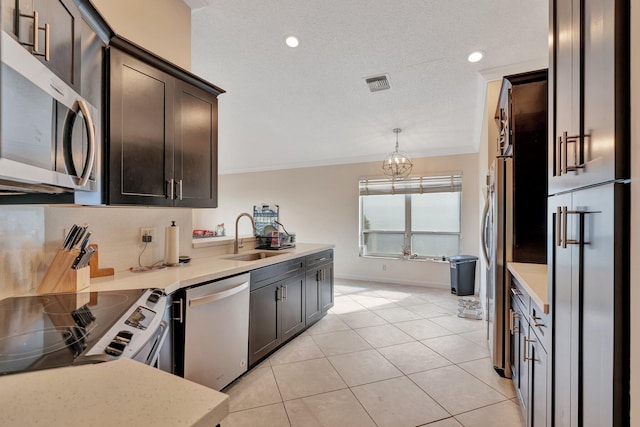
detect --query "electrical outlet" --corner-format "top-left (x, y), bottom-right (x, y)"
top-left (382, 263), bottom-right (387, 272)
top-left (140, 227), bottom-right (155, 243)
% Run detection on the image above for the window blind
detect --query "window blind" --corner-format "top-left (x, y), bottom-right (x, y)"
top-left (358, 173), bottom-right (462, 196)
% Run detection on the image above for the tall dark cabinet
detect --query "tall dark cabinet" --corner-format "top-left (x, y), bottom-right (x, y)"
top-left (548, 0), bottom-right (630, 425)
top-left (497, 71), bottom-right (548, 265)
top-left (106, 37), bottom-right (222, 207)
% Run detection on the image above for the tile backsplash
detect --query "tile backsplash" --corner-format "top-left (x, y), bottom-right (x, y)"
top-left (0, 205), bottom-right (192, 299)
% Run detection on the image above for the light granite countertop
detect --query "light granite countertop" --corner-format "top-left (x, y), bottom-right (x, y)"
top-left (0, 358), bottom-right (229, 427)
top-left (15, 243), bottom-right (333, 297)
top-left (507, 262), bottom-right (549, 313)
top-left (0, 243), bottom-right (333, 426)
top-left (88, 242), bottom-right (333, 294)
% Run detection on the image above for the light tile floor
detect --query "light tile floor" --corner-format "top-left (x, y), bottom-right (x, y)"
top-left (220, 279), bottom-right (525, 427)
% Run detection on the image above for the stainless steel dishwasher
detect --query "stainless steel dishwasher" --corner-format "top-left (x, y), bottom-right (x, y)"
top-left (184, 273), bottom-right (250, 390)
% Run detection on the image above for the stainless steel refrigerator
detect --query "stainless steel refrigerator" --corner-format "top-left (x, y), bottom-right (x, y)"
top-left (482, 158), bottom-right (512, 378)
top-left (482, 71), bottom-right (548, 378)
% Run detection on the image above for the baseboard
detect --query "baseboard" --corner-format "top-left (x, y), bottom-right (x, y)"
top-left (334, 274), bottom-right (450, 290)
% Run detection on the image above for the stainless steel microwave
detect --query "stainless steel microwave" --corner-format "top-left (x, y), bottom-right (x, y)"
top-left (0, 30), bottom-right (100, 200)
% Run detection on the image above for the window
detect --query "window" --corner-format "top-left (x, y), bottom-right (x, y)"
top-left (359, 174), bottom-right (462, 259)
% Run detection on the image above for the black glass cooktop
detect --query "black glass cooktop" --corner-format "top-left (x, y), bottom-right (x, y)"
top-left (0, 289), bottom-right (145, 376)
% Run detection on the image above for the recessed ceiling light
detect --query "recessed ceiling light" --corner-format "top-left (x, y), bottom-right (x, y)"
top-left (467, 51), bottom-right (484, 63)
top-left (284, 35), bottom-right (300, 48)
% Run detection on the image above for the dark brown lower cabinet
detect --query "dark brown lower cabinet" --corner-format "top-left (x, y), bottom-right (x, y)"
top-left (250, 251), bottom-right (334, 367)
top-left (510, 277), bottom-right (551, 427)
top-left (305, 250), bottom-right (334, 326)
top-left (249, 258), bottom-right (306, 367)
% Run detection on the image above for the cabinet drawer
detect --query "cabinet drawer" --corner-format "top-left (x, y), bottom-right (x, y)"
top-left (510, 278), bottom-right (529, 313)
top-left (250, 257), bottom-right (305, 291)
top-left (305, 249), bottom-right (333, 269)
top-left (529, 301), bottom-right (551, 351)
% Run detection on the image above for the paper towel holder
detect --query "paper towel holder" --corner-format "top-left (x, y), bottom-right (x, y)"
top-left (164, 220), bottom-right (180, 267)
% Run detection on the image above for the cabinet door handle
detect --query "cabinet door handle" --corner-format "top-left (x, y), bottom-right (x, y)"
top-left (172, 299), bottom-right (183, 323)
top-left (42, 21), bottom-right (50, 61)
top-left (523, 337), bottom-right (538, 362)
top-left (510, 287), bottom-right (522, 297)
top-left (556, 135), bottom-right (562, 176)
top-left (177, 179), bottom-right (183, 201)
top-left (561, 206), bottom-right (568, 248)
top-left (283, 285), bottom-right (287, 301)
top-left (509, 309), bottom-right (514, 333)
top-left (558, 206), bottom-right (589, 248)
top-left (556, 206), bottom-right (562, 247)
top-left (18, 9), bottom-right (50, 61)
top-left (559, 131), bottom-right (585, 175)
top-left (167, 179), bottom-right (175, 200)
top-left (510, 309), bottom-right (521, 334)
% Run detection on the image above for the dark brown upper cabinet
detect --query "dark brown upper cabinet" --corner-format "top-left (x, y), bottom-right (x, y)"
top-left (549, 0), bottom-right (629, 195)
top-left (2, 0), bottom-right (82, 92)
top-left (105, 38), bottom-right (223, 207)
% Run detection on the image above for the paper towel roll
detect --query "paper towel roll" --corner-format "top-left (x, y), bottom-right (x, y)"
top-left (165, 221), bottom-right (179, 266)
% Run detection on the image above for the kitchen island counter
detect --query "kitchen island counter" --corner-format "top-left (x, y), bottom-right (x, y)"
top-left (0, 358), bottom-right (229, 426)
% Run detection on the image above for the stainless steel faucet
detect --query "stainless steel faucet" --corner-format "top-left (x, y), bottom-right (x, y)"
top-left (234, 212), bottom-right (256, 254)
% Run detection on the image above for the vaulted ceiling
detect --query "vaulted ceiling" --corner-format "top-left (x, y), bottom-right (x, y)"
top-left (189, 0), bottom-right (548, 174)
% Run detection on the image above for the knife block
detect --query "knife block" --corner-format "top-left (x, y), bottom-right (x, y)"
top-left (37, 249), bottom-right (90, 294)
top-left (88, 244), bottom-right (114, 278)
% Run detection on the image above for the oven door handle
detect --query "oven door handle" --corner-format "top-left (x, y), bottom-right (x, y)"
top-left (75, 99), bottom-right (96, 187)
top-left (143, 320), bottom-right (168, 366)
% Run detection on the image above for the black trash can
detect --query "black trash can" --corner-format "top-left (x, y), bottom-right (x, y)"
top-left (448, 255), bottom-right (478, 296)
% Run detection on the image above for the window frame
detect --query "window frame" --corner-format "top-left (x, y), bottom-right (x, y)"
top-left (358, 173), bottom-right (462, 260)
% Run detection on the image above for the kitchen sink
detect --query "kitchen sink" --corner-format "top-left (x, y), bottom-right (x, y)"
top-left (224, 252), bottom-right (285, 261)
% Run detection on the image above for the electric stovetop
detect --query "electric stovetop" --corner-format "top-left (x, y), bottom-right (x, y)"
top-left (0, 289), bottom-right (146, 376)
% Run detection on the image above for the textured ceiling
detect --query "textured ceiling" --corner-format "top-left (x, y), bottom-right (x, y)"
top-left (190, 0), bottom-right (548, 174)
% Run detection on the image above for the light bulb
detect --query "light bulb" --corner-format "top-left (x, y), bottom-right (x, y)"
top-left (285, 35), bottom-right (299, 48)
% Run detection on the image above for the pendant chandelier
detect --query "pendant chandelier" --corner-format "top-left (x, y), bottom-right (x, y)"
top-left (382, 128), bottom-right (413, 179)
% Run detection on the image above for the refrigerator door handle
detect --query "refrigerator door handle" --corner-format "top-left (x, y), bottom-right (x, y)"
top-left (481, 193), bottom-right (491, 268)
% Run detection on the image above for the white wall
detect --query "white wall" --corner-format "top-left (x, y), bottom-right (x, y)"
top-left (629, 0), bottom-right (639, 422)
top-left (194, 153), bottom-right (479, 289)
top-left (91, 0), bottom-right (192, 69)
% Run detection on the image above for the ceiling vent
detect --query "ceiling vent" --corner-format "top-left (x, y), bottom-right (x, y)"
top-left (365, 75), bottom-right (391, 92)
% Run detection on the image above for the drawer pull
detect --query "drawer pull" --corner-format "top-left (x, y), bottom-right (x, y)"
top-left (530, 315), bottom-right (544, 328)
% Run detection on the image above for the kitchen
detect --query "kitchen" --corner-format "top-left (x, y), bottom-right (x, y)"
top-left (0, 0), bottom-right (638, 426)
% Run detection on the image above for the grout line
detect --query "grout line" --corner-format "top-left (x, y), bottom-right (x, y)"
top-left (227, 280), bottom-right (522, 426)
